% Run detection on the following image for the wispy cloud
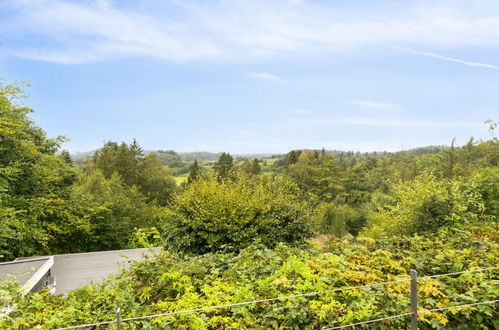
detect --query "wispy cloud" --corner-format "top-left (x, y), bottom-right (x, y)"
top-left (351, 100), bottom-right (405, 112)
top-left (2, 1), bottom-right (499, 63)
top-left (245, 72), bottom-right (282, 81)
top-left (292, 118), bottom-right (482, 129)
top-left (291, 108), bottom-right (312, 115)
top-left (408, 49), bottom-right (498, 69)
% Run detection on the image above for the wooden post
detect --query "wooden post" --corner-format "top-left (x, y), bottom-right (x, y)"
top-left (116, 307), bottom-right (122, 330)
top-left (410, 269), bottom-right (418, 330)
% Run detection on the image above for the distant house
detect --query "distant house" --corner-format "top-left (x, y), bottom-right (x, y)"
top-left (0, 248), bottom-right (158, 295)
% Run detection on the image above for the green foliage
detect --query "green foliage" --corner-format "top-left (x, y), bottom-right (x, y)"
top-left (127, 227), bottom-right (162, 248)
top-left (161, 175), bottom-right (314, 254)
top-left (1, 73), bottom-right (498, 328)
top-left (155, 149), bottom-right (184, 168)
top-left (187, 160), bottom-right (204, 184)
top-left (472, 167), bottom-right (499, 218)
top-left (314, 203), bottom-right (366, 236)
top-left (363, 172), bottom-right (486, 238)
top-left (238, 158), bottom-right (262, 176)
top-left (1, 223), bottom-right (497, 329)
top-left (213, 152), bottom-right (234, 180)
top-left (0, 79), bottom-right (78, 260)
top-left (71, 170), bottom-right (156, 251)
top-left (85, 140), bottom-right (177, 205)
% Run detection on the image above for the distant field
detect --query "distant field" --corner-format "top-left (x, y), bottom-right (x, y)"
top-left (173, 175), bottom-right (188, 184)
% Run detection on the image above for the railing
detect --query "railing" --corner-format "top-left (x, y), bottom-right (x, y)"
top-left (55, 266), bottom-right (498, 329)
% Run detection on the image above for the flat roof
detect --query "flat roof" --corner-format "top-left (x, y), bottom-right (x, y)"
top-left (0, 257), bottom-right (53, 292)
top-left (16, 248), bottom-right (159, 294)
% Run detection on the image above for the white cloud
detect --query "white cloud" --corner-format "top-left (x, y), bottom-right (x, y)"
top-left (1, 0), bottom-right (220, 63)
top-left (245, 72), bottom-right (282, 81)
top-left (408, 49), bottom-right (498, 69)
top-left (351, 100), bottom-right (405, 112)
top-left (291, 108), bottom-right (311, 114)
top-left (2, 0), bottom-right (499, 63)
top-left (293, 118), bottom-right (482, 129)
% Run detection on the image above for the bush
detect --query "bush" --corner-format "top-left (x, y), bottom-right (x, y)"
top-left (160, 175), bottom-right (314, 254)
top-left (363, 172), bottom-right (485, 238)
top-left (313, 203), bottom-right (365, 236)
top-left (472, 167), bottom-right (499, 219)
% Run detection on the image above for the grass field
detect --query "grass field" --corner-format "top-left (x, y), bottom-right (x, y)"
top-left (173, 175), bottom-right (188, 184)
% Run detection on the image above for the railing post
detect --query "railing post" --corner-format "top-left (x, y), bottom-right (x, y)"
top-left (116, 307), bottom-right (122, 330)
top-left (410, 269), bottom-right (418, 330)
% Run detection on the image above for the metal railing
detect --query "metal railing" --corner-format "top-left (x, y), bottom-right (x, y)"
top-left (55, 266), bottom-right (498, 329)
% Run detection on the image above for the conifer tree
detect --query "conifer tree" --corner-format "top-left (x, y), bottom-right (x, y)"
top-left (214, 152), bottom-right (233, 179)
top-left (59, 150), bottom-right (73, 164)
top-left (187, 160), bottom-right (203, 184)
top-left (251, 158), bottom-right (261, 175)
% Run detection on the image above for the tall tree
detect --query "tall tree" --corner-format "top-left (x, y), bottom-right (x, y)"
top-left (187, 160), bottom-right (203, 184)
top-left (59, 150), bottom-right (73, 164)
top-left (214, 152), bottom-right (234, 180)
top-left (0, 79), bottom-right (78, 260)
top-left (251, 158), bottom-right (261, 175)
top-left (87, 141), bottom-right (177, 205)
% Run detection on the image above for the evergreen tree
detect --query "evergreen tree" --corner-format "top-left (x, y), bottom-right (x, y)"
top-left (214, 152), bottom-right (234, 179)
top-left (130, 138), bottom-right (144, 157)
top-left (251, 158), bottom-right (261, 175)
top-left (59, 150), bottom-right (73, 165)
top-left (187, 160), bottom-right (203, 184)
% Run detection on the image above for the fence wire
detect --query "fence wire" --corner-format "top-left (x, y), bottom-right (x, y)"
top-left (418, 266), bottom-right (499, 280)
top-left (53, 266), bottom-right (498, 330)
top-left (323, 299), bottom-right (499, 330)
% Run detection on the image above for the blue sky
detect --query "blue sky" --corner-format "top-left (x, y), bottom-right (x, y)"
top-left (0, 0), bottom-right (498, 153)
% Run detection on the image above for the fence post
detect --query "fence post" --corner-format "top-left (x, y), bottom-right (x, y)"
top-left (410, 269), bottom-right (418, 330)
top-left (116, 307), bottom-right (122, 330)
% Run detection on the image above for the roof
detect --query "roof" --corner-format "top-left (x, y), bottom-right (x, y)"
top-left (0, 257), bottom-right (54, 293)
top-left (13, 248), bottom-right (159, 295)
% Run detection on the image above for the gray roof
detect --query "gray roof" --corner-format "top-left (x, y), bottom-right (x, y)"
top-left (0, 257), bottom-right (53, 292)
top-left (14, 248), bottom-right (159, 295)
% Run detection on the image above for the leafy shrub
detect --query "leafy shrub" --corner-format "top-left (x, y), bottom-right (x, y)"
top-left (472, 167), bottom-right (499, 219)
top-left (363, 172), bottom-right (485, 238)
top-left (314, 203), bottom-right (366, 236)
top-left (160, 175), bottom-right (314, 254)
top-left (127, 227), bottom-right (162, 248)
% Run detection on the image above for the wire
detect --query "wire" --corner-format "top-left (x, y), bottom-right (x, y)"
top-left (55, 320), bottom-right (115, 329)
top-left (323, 313), bottom-right (412, 329)
top-left (418, 267), bottom-right (499, 280)
top-left (418, 299), bottom-right (499, 314)
top-left (323, 299), bottom-right (499, 330)
top-left (55, 278), bottom-right (410, 329)
top-left (53, 266), bottom-right (498, 330)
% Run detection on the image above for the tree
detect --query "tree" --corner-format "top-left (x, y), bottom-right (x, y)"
top-left (0, 79), bottom-right (78, 260)
top-left (214, 152), bottom-right (233, 180)
top-left (87, 141), bottom-right (177, 205)
top-left (187, 160), bottom-right (203, 184)
top-left (59, 150), bottom-right (73, 164)
top-left (72, 170), bottom-right (155, 251)
top-left (251, 158), bottom-right (261, 175)
top-left (136, 152), bottom-right (177, 205)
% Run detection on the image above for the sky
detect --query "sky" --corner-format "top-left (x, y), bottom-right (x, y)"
top-left (0, 0), bottom-right (498, 153)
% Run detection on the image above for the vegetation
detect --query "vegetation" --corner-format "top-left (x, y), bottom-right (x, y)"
top-left (161, 175), bottom-right (313, 254)
top-left (2, 224), bottom-right (497, 329)
top-left (0, 76), bottom-right (497, 328)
